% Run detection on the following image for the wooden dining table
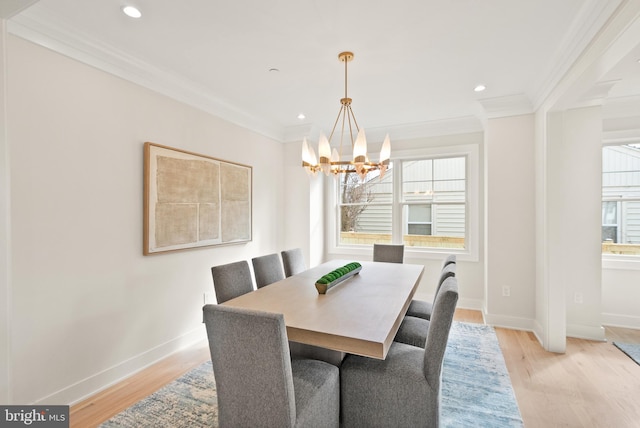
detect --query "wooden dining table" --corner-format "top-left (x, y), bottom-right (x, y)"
top-left (221, 259), bottom-right (425, 361)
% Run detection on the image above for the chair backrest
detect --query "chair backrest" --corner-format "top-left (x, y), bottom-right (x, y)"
top-left (442, 254), bottom-right (456, 268)
top-left (281, 248), bottom-right (306, 277)
top-left (433, 262), bottom-right (456, 303)
top-left (373, 243), bottom-right (404, 263)
top-left (423, 276), bottom-right (458, 387)
top-left (210, 260), bottom-right (254, 303)
top-left (203, 304), bottom-right (296, 427)
top-left (252, 253), bottom-right (285, 288)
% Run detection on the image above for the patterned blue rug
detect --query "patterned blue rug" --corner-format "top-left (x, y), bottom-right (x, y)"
top-left (101, 322), bottom-right (523, 427)
top-left (613, 342), bottom-right (640, 366)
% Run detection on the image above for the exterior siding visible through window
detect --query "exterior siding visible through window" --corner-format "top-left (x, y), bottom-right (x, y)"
top-left (602, 144), bottom-right (640, 256)
top-left (338, 156), bottom-right (467, 250)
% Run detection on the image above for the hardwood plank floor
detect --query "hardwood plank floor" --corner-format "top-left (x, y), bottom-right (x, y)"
top-left (498, 326), bottom-right (640, 428)
top-left (69, 343), bottom-right (210, 428)
top-left (69, 309), bottom-right (640, 427)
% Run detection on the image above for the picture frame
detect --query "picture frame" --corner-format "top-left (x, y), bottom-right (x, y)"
top-left (143, 142), bottom-right (252, 255)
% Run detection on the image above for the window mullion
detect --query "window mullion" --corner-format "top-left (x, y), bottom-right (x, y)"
top-left (392, 161), bottom-right (403, 244)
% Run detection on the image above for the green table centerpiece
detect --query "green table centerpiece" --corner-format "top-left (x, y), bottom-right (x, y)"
top-left (315, 262), bottom-right (362, 294)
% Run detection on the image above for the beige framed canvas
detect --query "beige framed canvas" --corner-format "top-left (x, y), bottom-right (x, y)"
top-left (143, 142), bottom-right (252, 255)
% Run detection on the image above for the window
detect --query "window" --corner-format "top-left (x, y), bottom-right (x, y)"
top-left (401, 158), bottom-right (466, 248)
top-left (407, 204), bottom-right (432, 235)
top-left (602, 144), bottom-right (640, 256)
top-left (601, 201), bottom-right (618, 242)
top-left (338, 167), bottom-right (393, 244)
top-left (333, 143), bottom-right (478, 259)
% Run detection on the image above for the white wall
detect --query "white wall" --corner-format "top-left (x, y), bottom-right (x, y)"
top-left (6, 35), bottom-right (285, 404)
top-left (483, 114), bottom-right (536, 330)
top-left (1, 20), bottom-right (11, 404)
top-left (536, 111), bottom-right (567, 352)
top-left (561, 107), bottom-right (605, 340)
top-left (540, 106), bottom-right (606, 350)
top-left (602, 267), bottom-right (640, 328)
top-left (282, 140), bottom-right (325, 269)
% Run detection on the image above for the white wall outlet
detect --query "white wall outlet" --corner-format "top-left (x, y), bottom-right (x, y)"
top-left (574, 292), bottom-right (584, 304)
top-left (502, 286), bottom-right (511, 297)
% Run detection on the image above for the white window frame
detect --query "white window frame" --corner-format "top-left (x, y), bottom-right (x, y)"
top-left (327, 143), bottom-right (479, 262)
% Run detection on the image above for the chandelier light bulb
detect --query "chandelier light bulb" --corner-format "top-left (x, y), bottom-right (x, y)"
top-left (353, 128), bottom-right (368, 164)
top-left (380, 134), bottom-right (391, 163)
top-left (302, 138), bottom-right (318, 176)
top-left (318, 133), bottom-right (332, 175)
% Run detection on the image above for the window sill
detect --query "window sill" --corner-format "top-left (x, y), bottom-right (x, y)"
top-left (329, 244), bottom-right (478, 263)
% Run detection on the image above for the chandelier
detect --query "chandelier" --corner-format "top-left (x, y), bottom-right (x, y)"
top-left (301, 51), bottom-right (391, 180)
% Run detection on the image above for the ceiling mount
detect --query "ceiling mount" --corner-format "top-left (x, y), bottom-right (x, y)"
top-left (338, 51), bottom-right (354, 63)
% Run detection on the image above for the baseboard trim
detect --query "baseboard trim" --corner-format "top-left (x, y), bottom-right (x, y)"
top-left (531, 320), bottom-right (544, 347)
top-left (566, 323), bottom-right (606, 341)
top-left (602, 313), bottom-right (640, 330)
top-left (36, 327), bottom-right (207, 405)
top-left (482, 312), bottom-right (535, 332)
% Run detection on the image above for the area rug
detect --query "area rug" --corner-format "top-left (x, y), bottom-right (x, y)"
top-left (101, 322), bottom-right (523, 427)
top-left (613, 342), bottom-right (640, 366)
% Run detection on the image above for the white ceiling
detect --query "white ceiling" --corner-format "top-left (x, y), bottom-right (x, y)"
top-left (5, 0), bottom-right (640, 142)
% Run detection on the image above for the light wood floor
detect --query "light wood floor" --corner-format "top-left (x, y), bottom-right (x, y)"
top-left (70, 309), bottom-right (640, 427)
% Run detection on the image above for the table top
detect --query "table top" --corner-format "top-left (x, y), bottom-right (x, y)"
top-left (222, 259), bottom-right (425, 359)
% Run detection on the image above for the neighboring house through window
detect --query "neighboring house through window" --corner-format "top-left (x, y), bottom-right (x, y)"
top-left (331, 144), bottom-right (478, 260)
top-left (602, 143), bottom-right (640, 256)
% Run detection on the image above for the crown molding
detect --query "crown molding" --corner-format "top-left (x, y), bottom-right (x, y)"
top-left (283, 116), bottom-right (484, 144)
top-left (9, 12), bottom-right (482, 145)
top-left (368, 116), bottom-right (484, 142)
top-left (0, 0), bottom-right (38, 19)
top-left (528, 0), bottom-right (623, 111)
top-left (7, 12), bottom-right (285, 142)
top-left (476, 94), bottom-right (533, 119)
top-left (603, 94), bottom-right (640, 118)
top-left (602, 95), bottom-right (640, 143)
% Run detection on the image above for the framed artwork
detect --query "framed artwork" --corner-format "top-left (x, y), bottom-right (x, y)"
top-left (143, 142), bottom-right (252, 255)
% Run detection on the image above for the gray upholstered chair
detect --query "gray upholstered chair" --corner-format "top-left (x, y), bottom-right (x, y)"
top-left (340, 277), bottom-right (459, 428)
top-left (373, 243), bottom-right (404, 263)
top-left (394, 262), bottom-right (457, 348)
top-left (442, 253), bottom-right (457, 268)
top-left (252, 253), bottom-right (285, 288)
top-left (210, 260), bottom-right (254, 303)
top-left (374, 245), bottom-right (454, 328)
top-left (203, 304), bottom-right (340, 428)
top-left (406, 256), bottom-right (457, 320)
top-left (373, 243), bottom-right (432, 342)
top-left (281, 248), bottom-right (307, 277)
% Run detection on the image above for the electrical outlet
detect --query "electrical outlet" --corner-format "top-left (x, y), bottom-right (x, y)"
top-left (502, 286), bottom-right (511, 297)
top-left (574, 292), bottom-right (584, 304)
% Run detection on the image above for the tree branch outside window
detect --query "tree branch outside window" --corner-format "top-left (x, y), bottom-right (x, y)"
top-left (340, 173), bottom-right (373, 232)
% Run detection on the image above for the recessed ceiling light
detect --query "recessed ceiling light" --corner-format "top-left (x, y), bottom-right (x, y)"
top-left (474, 84), bottom-right (486, 92)
top-left (297, 113), bottom-right (306, 120)
top-left (122, 6), bottom-right (142, 18)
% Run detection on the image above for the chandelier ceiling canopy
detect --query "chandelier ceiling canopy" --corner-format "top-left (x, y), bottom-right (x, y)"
top-left (301, 51), bottom-right (391, 180)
